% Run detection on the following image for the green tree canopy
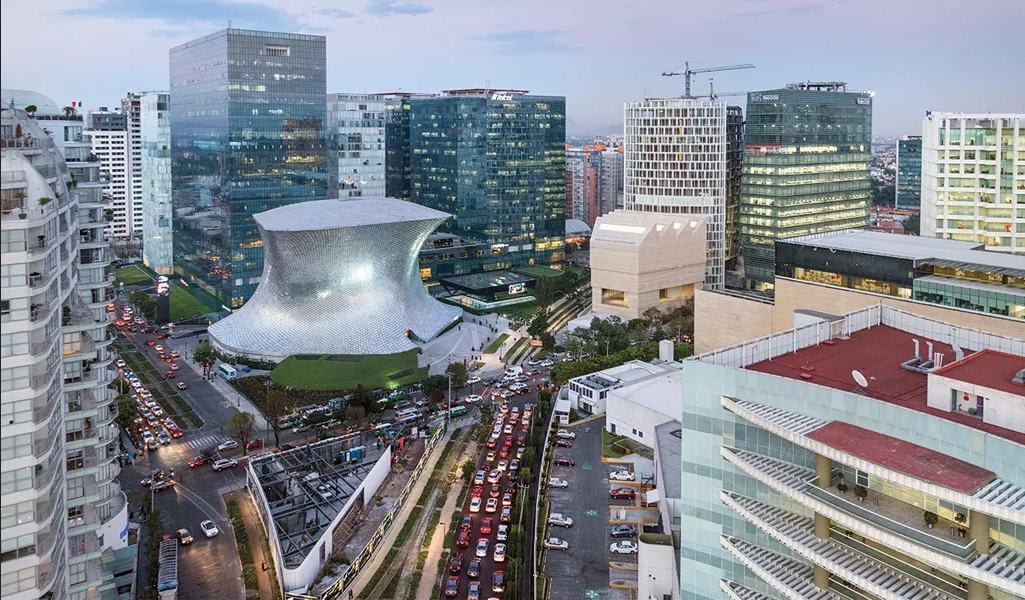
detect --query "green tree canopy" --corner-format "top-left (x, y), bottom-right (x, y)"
top-left (192, 340), bottom-right (217, 367)
top-left (445, 362), bottom-right (468, 388)
top-left (226, 412), bottom-right (257, 454)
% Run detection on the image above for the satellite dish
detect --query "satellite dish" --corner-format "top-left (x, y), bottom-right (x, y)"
top-left (852, 370), bottom-right (869, 388)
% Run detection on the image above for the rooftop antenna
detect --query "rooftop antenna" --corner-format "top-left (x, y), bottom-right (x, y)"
top-left (851, 369), bottom-right (874, 390)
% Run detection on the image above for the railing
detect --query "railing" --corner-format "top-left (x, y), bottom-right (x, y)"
top-left (1, 169), bottom-right (27, 183)
top-left (31, 337), bottom-right (56, 357)
top-left (805, 479), bottom-right (975, 560)
top-left (0, 136), bottom-right (55, 150)
top-left (32, 366), bottom-right (60, 390)
top-left (35, 479), bottom-right (64, 523)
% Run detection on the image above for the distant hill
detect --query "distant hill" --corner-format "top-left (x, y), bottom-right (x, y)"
top-left (566, 117), bottom-right (623, 138)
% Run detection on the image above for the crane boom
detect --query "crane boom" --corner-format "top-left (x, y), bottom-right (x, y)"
top-left (661, 61), bottom-right (756, 97)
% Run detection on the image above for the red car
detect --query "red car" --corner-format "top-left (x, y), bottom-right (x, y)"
top-left (188, 455), bottom-right (207, 468)
top-left (456, 531), bottom-right (470, 548)
top-left (470, 486), bottom-right (483, 499)
top-left (610, 487), bottom-right (636, 500)
top-left (164, 371), bottom-right (177, 379)
top-left (157, 333), bottom-right (170, 340)
top-left (145, 340), bottom-right (156, 346)
top-left (489, 484), bottom-right (501, 498)
top-left (480, 517), bottom-right (493, 534)
top-left (246, 438), bottom-right (264, 450)
top-left (499, 447), bottom-right (510, 459)
top-left (554, 457), bottom-right (575, 467)
top-left (169, 426), bottom-right (183, 438)
top-left (555, 439), bottom-right (573, 448)
top-left (460, 517), bottom-right (473, 532)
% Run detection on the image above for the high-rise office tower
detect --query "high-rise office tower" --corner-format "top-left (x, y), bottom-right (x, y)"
top-left (84, 118), bottom-right (130, 238)
top-left (170, 29), bottom-right (328, 308)
top-left (896, 135), bottom-right (922, 210)
top-left (120, 93), bottom-right (144, 239)
top-left (385, 92), bottom-right (435, 201)
top-left (328, 93), bottom-right (386, 198)
top-left (725, 106), bottom-right (744, 268)
top-left (740, 81), bottom-right (872, 290)
top-left (921, 113), bottom-right (1023, 253)
top-left (409, 89), bottom-right (566, 269)
top-left (2, 95), bottom-right (126, 600)
top-left (624, 97), bottom-right (727, 289)
top-left (139, 91), bottom-right (172, 274)
top-left (566, 144), bottom-right (620, 226)
top-left (598, 146), bottom-right (624, 217)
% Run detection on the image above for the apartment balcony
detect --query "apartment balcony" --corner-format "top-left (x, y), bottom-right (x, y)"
top-left (26, 232), bottom-right (58, 260)
top-left (721, 491), bottom-right (963, 600)
top-left (36, 554), bottom-right (65, 592)
top-left (720, 535), bottom-right (833, 600)
top-left (719, 580), bottom-right (772, 600)
top-left (35, 484), bottom-right (64, 524)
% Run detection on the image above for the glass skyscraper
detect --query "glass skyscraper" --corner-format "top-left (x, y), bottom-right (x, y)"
top-left (385, 94), bottom-right (414, 201)
top-left (896, 135), bottom-right (922, 210)
top-left (740, 82), bottom-right (872, 289)
top-left (409, 90), bottom-right (566, 270)
top-left (170, 29), bottom-right (328, 308)
top-left (140, 91), bottom-right (173, 274)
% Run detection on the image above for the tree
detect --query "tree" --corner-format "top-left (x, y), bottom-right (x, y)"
top-left (903, 213), bottom-right (921, 236)
top-left (526, 310), bottom-right (549, 340)
top-left (62, 106), bottom-right (78, 118)
top-left (264, 389), bottom-right (289, 448)
top-left (129, 291), bottom-right (149, 309)
top-left (539, 332), bottom-right (555, 352)
top-left (193, 341), bottom-right (217, 376)
top-left (226, 412), bottom-right (256, 454)
top-left (429, 389), bottom-right (445, 408)
top-left (445, 362), bottom-right (468, 389)
top-left (421, 374), bottom-right (448, 396)
top-left (115, 393), bottom-right (136, 435)
top-left (533, 277), bottom-right (555, 308)
top-left (345, 405), bottom-right (367, 425)
top-left (110, 378), bottom-right (130, 395)
top-left (478, 404), bottom-right (494, 427)
top-left (461, 458), bottom-right (476, 482)
top-left (23, 104), bottom-right (37, 114)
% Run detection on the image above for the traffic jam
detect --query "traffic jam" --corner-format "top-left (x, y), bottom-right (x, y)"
top-left (444, 402), bottom-right (534, 599)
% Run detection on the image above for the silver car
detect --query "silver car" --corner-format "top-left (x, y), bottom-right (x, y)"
top-left (548, 513), bottom-right (573, 528)
top-left (543, 537), bottom-right (569, 550)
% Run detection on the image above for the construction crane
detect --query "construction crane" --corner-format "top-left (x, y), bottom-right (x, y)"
top-left (662, 62), bottom-right (755, 98)
top-left (705, 78), bottom-right (747, 101)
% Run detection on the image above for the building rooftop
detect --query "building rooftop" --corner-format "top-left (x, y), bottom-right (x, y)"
top-left (592, 211), bottom-right (706, 246)
top-left (609, 369), bottom-right (683, 420)
top-left (571, 360), bottom-right (675, 390)
top-left (807, 421), bottom-right (996, 494)
top-left (436, 269), bottom-right (534, 293)
top-left (254, 198), bottom-right (450, 231)
top-left (655, 421), bottom-right (682, 500)
top-left (747, 324), bottom-right (1025, 444)
top-left (931, 349), bottom-right (1025, 396)
top-left (782, 229), bottom-right (1025, 276)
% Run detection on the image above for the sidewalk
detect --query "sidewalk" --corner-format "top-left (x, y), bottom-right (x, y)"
top-left (348, 428), bottom-right (454, 598)
top-left (180, 355), bottom-right (269, 430)
top-left (228, 489), bottom-right (276, 600)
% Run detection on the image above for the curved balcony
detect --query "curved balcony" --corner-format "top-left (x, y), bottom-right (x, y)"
top-left (720, 580), bottom-right (772, 600)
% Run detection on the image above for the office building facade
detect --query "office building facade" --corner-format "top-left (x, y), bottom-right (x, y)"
top-left (624, 97), bottom-right (727, 289)
top-left (384, 95), bottom-right (413, 201)
top-left (3, 99), bottom-right (126, 600)
top-left (896, 135), bottom-right (922, 210)
top-left (409, 90), bottom-right (566, 271)
top-left (740, 82), bottom-right (872, 289)
top-left (170, 29), bottom-right (328, 308)
top-left (599, 146), bottom-right (624, 216)
top-left (139, 91), bottom-right (172, 274)
top-left (726, 106), bottom-right (744, 267)
top-left (83, 126), bottom-right (130, 238)
top-left (121, 93), bottom-right (144, 241)
top-left (328, 93), bottom-right (386, 198)
top-left (920, 113), bottom-right (1023, 254)
top-left (682, 303), bottom-right (1024, 600)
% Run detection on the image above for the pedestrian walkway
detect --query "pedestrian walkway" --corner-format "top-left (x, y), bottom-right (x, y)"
top-left (182, 432), bottom-right (230, 451)
top-left (227, 489), bottom-right (276, 600)
top-left (179, 354), bottom-right (270, 431)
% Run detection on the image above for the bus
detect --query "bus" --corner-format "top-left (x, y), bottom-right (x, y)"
top-left (449, 406), bottom-right (468, 418)
top-left (217, 364), bottom-right (237, 380)
top-left (395, 408), bottom-right (421, 421)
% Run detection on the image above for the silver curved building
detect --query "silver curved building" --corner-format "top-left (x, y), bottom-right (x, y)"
top-left (209, 198), bottom-right (462, 361)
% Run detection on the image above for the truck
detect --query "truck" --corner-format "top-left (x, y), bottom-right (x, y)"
top-left (157, 537), bottom-right (178, 599)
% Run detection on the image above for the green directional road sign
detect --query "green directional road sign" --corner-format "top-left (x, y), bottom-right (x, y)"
top-left (584, 591), bottom-right (600, 599)
top-left (584, 509), bottom-right (598, 517)
top-left (581, 464), bottom-right (593, 471)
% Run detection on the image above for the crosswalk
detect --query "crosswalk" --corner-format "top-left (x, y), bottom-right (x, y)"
top-left (182, 433), bottom-right (228, 451)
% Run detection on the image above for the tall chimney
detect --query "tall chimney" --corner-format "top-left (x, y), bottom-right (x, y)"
top-left (926, 341), bottom-right (934, 360)
top-left (913, 339), bottom-right (921, 360)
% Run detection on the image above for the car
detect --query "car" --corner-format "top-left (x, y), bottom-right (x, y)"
top-left (470, 497), bottom-right (482, 513)
top-left (464, 394), bottom-right (482, 403)
top-left (188, 455), bottom-right (208, 468)
top-left (485, 450), bottom-right (496, 462)
top-left (218, 440), bottom-right (239, 451)
top-left (448, 552), bottom-right (464, 573)
top-left (473, 470), bottom-right (486, 485)
top-left (610, 487), bottom-right (636, 500)
top-left (609, 524), bottom-right (638, 538)
top-left (548, 513), bottom-right (574, 527)
top-left (444, 576), bottom-right (459, 597)
top-left (504, 481), bottom-right (517, 495)
top-left (141, 470), bottom-right (164, 486)
top-left (200, 520), bottom-right (219, 538)
top-left (158, 431), bottom-right (171, 445)
top-left (176, 382), bottom-right (188, 390)
top-left (555, 438), bottom-right (573, 448)
top-left (168, 425), bottom-right (184, 438)
top-left (609, 470), bottom-right (635, 481)
top-left (475, 538), bottom-right (489, 557)
top-left (485, 436), bottom-right (498, 449)
top-left (503, 424), bottom-right (514, 434)
top-left (467, 557), bottom-right (481, 578)
top-left (246, 438), bottom-right (265, 450)
top-left (507, 469), bottom-right (518, 482)
top-left (115, 359), bottom-right (126, 368)
top-left (499, 446), bottom-right (510, 459)
top-left (516, 446), bottom-right (525, 459)
top-left (496, 524), bottom-right (508, 541)
top-left (610, 541), bottom-right (639, 555)
top-left (492, 570), bottom-right (505, 593)
top-left (460, 516), bottom-right (473, 532)
top-left (212, 458), bottom-right (237, 471)
top-left (549, 477), bottom-right (569, 489)
top-left (145, 339), bottom-right (156, 346)
top-left (485, 498), bottom-right (498, 513)
top-left (171, 350), bottom-right (181, 358)
top-left (554, 457), bottom-right (575, 467)
top-left (500, 506), bottom-right (512, 524)
top-left (170, 363), bottom-right (179, 371)
top-left (467, 376), bottom-right (482, 385)
top-left (543, 537), bottom-right (569, 550)
top-left (489, 484), bottom-right (501, 498)
top-left (154, 345), bottom-right (164, 352)
top-left (152, 479), bottom-right (175, 492)
top-left (470, 486), bottom-right (483, 499)
top-left (509, 459), bottom-right (520, 471)
top-left (467, 580), bottom-right (481, 600)
top-left (157, 333), bottom-right (169, 339)
top-left (493, 543), bottom-right (507, 562)
top-left (456, 531), bottom-right (470, 547)
top-left (177, 528), bottom-right (193, 545)
top-left (164, 371), bottom-right (177, 379)
top-left (480, 517), bottom-right (493, 534)
top-left (278, 443), bottom-right (295, 451)
top-left (556, 430), bottom-right (576, 440)
top-left (487, 469), bottom-right (501, 484)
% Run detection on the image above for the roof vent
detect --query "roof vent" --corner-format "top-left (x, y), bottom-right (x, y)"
top-left (1014, 369), bottom-right (1025, 385)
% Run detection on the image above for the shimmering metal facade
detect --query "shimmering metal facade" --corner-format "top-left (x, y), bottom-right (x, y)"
top-left (208, 198), bottom-right (463, 361)
top-left (170, 29), bottom-right (328, 309)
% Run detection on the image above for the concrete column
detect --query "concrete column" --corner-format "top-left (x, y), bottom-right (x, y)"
top-left (815, 512), bottom-right (831, 540)
top-left (815, 453), bottom-right (832, 487)
top-left (967, 579), bottom-right (987, 600)
top-left (969, 510), bottom-right (990, 555)
top-left (813, 564), bottom-right (830, 590)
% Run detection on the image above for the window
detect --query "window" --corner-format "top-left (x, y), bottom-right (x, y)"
top-left (69, 560), bottom-right (88, 585)
top-left (0, 466), bottom-right (33, 494)
top-left (0, 501), bottom-right (35, 528)
top-left (0, 534), bottom-right (35, 562)
top-left (0, 434), bottom-right (31, 459)
top-left (68, 505), bottom-right (85, 527)
top-left (1, 366), bottom-right (30, 392)
top-left (67, 449), bottom-right (84, 471)
top-left (0, 566), bottom-right (35, 595)
top-left (856, 469), bottom-right (869, 487)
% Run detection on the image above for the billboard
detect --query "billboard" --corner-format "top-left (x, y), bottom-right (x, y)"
top-left (508, 283), bottom-right (525, 295)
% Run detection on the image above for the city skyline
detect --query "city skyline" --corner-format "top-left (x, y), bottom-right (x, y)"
top-left (2, 0), bottom-right (1023, 137)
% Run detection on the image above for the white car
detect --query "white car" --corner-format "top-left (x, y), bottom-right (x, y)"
top-left (493, 543), bottom-right (507, 562)
top-left (549, 478), bottom-right (569, 489)
top-left (496, 460), bottom-right (508, 472)
top-left (467, 377), bottom-right (482, 385)
top-left (217, 440), bottom-right (239, 451)
top-left (556, 430), bottom-right (576, 440)
top-left (155, 345), bottom-right (164, 352)
top-left (609, 470), bottom-right (635, 482)
top-left (200, 520), bottom-right (219, 538)
top-left (464, 395), bottom-right (482, 403)
top-left (116, 359), bottom-right (126, 368)
top-left (543, 537), bottom-right (569, 550)
top-left (496, 524), bottom-right (509, 541)
top-left (470, 497), bottom-right (482, 513)
top-left (475, 538), bottom-right (489, 558)
top-left (548, 513), bottom-right (573, 528)
top-left (212, 458), bottom-right (237, 471)
top-left (610, 541), bottom-right (639, 555)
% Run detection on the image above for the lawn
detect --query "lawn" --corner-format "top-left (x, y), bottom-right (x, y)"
top-left (270, 349), bottom-right (426, 391)
top-left (115, 264), bottom-right (155, 284)
top-left (602, 429), bottom-right (635, 459)
top-left (483, 333), bottom-right (510, 354)
top-left (514, 265), bottom-right (565, 279)
top-left (169, 283), bottom-right (210, 321)
top-left (501, 301), bottom-right (538, 322)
